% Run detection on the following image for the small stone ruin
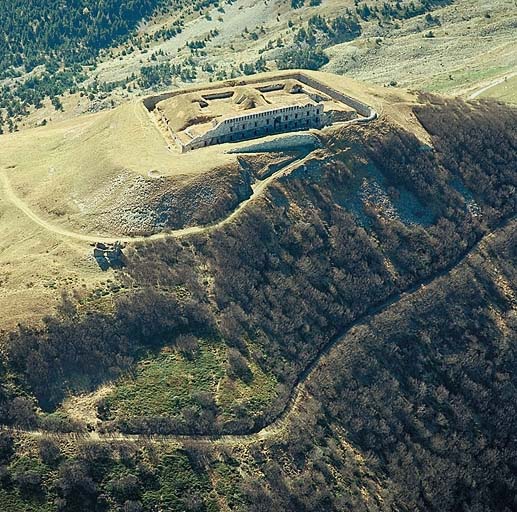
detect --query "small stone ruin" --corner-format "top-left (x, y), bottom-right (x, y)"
top-left (92, 241), bottom-right (126, 271)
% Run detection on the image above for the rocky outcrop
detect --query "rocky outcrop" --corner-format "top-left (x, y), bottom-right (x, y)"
top-left (92, 242), bottom-right (126, 271)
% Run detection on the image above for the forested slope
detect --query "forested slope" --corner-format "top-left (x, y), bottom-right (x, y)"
top-left (0, 96), bottom-right (515, 510)
top-left (233, 216), bottom-right (517, 511)
top-left (0, 0), bottom-right (169, 130)
top-left (0, 0), bottom-right (170, 75)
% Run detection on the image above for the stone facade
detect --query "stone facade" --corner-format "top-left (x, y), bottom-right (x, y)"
top-left (147, 72), bottom-right (377, 153)
top-left (181, 102), bottom-right (324, 152)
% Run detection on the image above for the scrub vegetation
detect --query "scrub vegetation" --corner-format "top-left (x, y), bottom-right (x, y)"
top-left (0, 95), bottom-right (515, 510)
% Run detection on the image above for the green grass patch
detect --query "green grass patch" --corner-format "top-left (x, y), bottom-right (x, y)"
top-left (216, 359), bottom-right (279, 423)
top-left (103, 339), bottom-right (279, 428)
top-left (105, 341), bottom-right (226, 419)
top-left (141, 450), bottom-right (216, 511)
top-left (480, 74), bottom-right (517, 104)
top-left (424, 65), bottom-right (510, 93)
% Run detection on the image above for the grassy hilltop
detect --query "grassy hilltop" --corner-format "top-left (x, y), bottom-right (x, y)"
top-left (0, 69), bottom-right (421, 331)
top-left (0, 0), bottom-right (515, 510)
top-left (0, 67), bottom-right (515, 509)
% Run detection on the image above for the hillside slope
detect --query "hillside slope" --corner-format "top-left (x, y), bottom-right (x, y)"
top-left (3, 0), bottom-right (515, 133)
top-left (0, 91), bottom-right (515, 510)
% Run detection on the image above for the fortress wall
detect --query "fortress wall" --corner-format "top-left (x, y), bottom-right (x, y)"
top-left (143, 92), bottom-right (175, 111)
top-left (155, 108), bottom-right (185, 148)
top-left (143, 71), bottom-right (376, 152)
top-left (294, 74), bottom-right (373, 117)
top-left (228, 133), bottom-right (322, 153)
top-left (143, 72), bottom-right (374, 118)
top-left (183, 103), bottom-right (324, 151)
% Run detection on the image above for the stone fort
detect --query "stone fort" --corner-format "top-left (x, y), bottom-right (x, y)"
top-left (145, 73), bottom-right (375, 152)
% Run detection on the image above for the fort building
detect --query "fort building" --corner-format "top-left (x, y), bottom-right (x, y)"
top-left (150, 76), bottom-right (369, 152)
top-left (179, 99), bottom-right (324, 152)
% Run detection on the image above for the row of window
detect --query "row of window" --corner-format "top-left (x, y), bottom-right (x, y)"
top-left (227, 116), bottom-right (320, 134)
top-left (192, 116), bottom-right (322, 149)
top-left (222, 105), bottom-right (320, 125)
top-left (228, 110), bottom-right (322, 132)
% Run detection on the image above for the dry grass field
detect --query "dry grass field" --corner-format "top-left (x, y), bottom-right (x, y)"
top-left (0, 70), bottom-right (413, 332)
top-left (0, 199), bottom-right (107, 331)
top-left (326, 0), bottom-right (516, 95)
top-left (0, 100), bottom-right (239, 233)
top-left (0, 101), bottom-right (233, 329)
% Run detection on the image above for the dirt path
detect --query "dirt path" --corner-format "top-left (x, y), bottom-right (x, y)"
top-left (1, 101), bottom-right (511, 448)
top-left (0, 151), bottom-right (314, 245)
top-left (468, 71), bottom-right (517, 99)
top-left (0, 108), bottom-right (377, 246)
top-left (4, 214), bottom-right (514, 446)
top-left (2, 102), bottom-right (511, 449)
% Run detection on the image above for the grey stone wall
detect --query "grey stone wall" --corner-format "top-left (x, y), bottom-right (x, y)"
top-left (183, 102), bottom-right (324, 151)
top-left (295, 74), bottom-right (373, 117)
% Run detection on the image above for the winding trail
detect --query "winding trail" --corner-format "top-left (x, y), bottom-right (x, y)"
top-left (0, 99), bottom-right (512, 447)
top-left (0, 151), bottom-right (315, 245)
top-left (0, 107), bottom-right (380, 445)
top-left (0, 106), bottom-right (377, 246)
top-left (4, 214), bottom-right (515, 446)
top-left (468, 71), bottom-right (517, 100)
